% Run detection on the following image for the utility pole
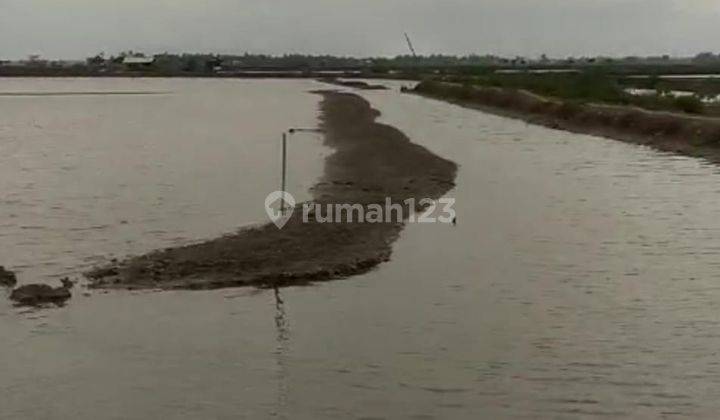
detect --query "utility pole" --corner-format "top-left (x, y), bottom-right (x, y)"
top-left (280, 132), bottom-right (288, 215)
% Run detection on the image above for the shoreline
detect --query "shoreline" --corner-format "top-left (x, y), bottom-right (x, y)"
top-left (317, 78), bottom-right (389, 90)
top-left (87, 91), bottom-right (457, 290)
top-left (413, 81), bottom-right (720, 164)
top-left (0, 71), bottom-right (404, 80)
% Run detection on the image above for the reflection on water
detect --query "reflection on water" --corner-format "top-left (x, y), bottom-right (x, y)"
top-left (273, 286), bottom-right (290, 419)
top-left (3, 78), bottom-right (720, 418)
top-left (624, 87), bottom-right (720, 103)
top-left (628, 74), bottom-right (720, 79)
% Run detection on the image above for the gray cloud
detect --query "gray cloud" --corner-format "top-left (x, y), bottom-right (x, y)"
top-left (1, 0), bottom-right (719, 59)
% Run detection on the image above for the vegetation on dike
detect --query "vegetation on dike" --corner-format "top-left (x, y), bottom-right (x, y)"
top-left (413, 81), bottom-right (720, 162)
top-left (440, 72), bottom-right (708, 115)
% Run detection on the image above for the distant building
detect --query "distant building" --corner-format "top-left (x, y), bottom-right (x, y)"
top-left (220, 59), bottom-right (245, 69)
top-left (122, 56), bottom-right (155, 70)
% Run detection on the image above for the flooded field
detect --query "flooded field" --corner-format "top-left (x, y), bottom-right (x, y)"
top-left (3, 78), bottom-right (720, 418)
top-left (0, 78), bottom-right (325, 282)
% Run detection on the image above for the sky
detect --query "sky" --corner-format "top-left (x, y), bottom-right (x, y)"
top-left (1, 0), bottom-right (720, 60)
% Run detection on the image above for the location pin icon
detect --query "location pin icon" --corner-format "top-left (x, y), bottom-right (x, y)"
top-left (265, 191), bottom-right (295, 229)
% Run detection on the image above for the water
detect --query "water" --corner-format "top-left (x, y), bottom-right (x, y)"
top-left (0, 78), bottom-right (325, 282)
top-left (628, 74), bottom-right (720, 79)
top-left (3, 78), bottom-right (720, 418)
top-left (624, 87), bottom-right (720, 103)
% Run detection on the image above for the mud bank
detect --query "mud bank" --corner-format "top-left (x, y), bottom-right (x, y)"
top-left (319, 78), bottom-right (388, 90)
top-left (87, 91), bottom-right (457, 290)
top-left (415, 81), bottom-right (720, 164)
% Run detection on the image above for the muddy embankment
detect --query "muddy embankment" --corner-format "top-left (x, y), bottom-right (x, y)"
top-left (87, 91), bottom-right (457, 290)
top-left (414, 81), bottom-right (720, 163)
top-left (318, 78), bottom-right (389, 90)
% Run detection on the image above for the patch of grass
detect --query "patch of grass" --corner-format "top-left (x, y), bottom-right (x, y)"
top-left (462, 72), bottom-right (626, 103)
top-left (673, 96), bottom-right (705, 114)
top-left (442, 71), bottom-right (705, 115)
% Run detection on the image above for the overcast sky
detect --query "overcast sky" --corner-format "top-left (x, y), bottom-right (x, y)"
top-left (1, 0), bottom-right (719, 60)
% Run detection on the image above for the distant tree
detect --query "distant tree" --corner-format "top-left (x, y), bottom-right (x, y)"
top-left (694, 52), bottom-right (717, 62)
top-left (86, 52), bottom-right (105, 65)
top-left (153, 53), bottom-right (182, 73)
top-left (183, 57), bottom-right (199, 73)
top-left (205, 55), bottom-right (222, 72)
top-left (674, 95), bottom-right (705, 114)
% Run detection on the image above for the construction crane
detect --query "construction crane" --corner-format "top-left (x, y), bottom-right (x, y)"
top-left (404, 32), bottom-right (417, 58)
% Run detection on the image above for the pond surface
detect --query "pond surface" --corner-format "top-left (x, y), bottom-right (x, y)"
top-left (3, 78), bottom-right (720, 419)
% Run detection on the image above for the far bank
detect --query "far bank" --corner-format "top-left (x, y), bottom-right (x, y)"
top-left (413, 81), bottom-right (720, 165)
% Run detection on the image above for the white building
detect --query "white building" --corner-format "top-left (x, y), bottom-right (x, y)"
top-left (122, 56), bottom-right (155, 66)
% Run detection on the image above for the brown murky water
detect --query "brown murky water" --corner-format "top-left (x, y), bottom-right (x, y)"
top-left (2, 78), bottom-right (720, 419)
top-left (0, 78), bottom-right (325, 282)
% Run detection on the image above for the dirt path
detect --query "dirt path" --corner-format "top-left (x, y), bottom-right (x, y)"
top-left (87, 91), bottom-right (457, 290)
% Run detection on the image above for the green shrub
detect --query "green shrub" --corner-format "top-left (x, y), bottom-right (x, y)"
top-left (673, 96), bottom-right (705, 114)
